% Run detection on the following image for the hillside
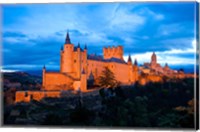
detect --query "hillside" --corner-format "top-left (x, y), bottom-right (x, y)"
top-left (2, 72), bottom-right (42, 105)
top-left (2, 75), bottom-right (198, 128)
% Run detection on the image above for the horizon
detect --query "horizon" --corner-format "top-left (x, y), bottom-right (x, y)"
top-left (1, 63), bottom-right (197, 76)
top-left (1, 2), bottom-right (198, 73)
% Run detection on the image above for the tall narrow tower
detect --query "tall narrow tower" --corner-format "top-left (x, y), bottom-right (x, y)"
top-left (151, 52), bottom-right (157, 67)
top-left (83, 44), bottom-right (88, 74)
top-left (127, 54), bottom-right (133, 83)
top-left (133, 59), bottom-right (139, 83)
top-left (127, 54), bottom-right (132, 65)
top-left (42, 65), bottom-right (46, 89)
top-left (60, 32), bottom-right (74, 73)
top-left (76, 43), bottom-right (81, 78)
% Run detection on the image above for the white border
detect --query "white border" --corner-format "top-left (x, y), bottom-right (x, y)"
top-left (0, 0), bottom-right (199, 132)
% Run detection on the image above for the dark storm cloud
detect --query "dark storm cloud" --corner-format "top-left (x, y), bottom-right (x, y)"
top-left (2, 2), bottom-right (197, 71)
top-left (3, 31), bottom-right (27, 38)
top-left (2, 32), bottom-right (62, 69)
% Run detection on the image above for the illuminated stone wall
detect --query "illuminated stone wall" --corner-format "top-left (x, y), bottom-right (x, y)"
top-left (42, 72), bottom-right (74, 91)
top-left (15, 91), bottom-right (61, 103)
top-left (103, 46), bottom-right (123, 60)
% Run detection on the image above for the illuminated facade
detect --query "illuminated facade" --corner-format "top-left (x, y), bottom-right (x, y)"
top-left (42, 32), bottom-right (139, 92)
top-left (15, 32), bottom-right (192, 103)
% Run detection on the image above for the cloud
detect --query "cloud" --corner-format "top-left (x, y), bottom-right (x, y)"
top-left (156, 22), bottom-right (193, 38)
top-left (3, 31), bottom-right (27, 43)
top-left (159, 37), bottom-right (194, 50)
top-left (2, 3), bottom-right (196, 72)
top-left (137, 7), bottom-right (164, 21)
top-left (0, 69), bottom-right (18, 73)
top-left (109, 7), bottom-right (146, 31)
top-left (3, 31), bottom-right (27, 38)
top-left (123, 39), bottom-right (196, 66)
top-left (2, 32), bottom-right (62, 68)
top-left (157, 23), bottom-right (184, 36)
top-left (2, 64), bottom-right (59, 71)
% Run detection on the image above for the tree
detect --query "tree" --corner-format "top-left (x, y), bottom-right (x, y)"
top-left (98, 67), bottom-right (117, 88)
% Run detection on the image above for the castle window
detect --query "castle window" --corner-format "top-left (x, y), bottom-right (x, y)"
top-left (74, 60), bottom-right (76, 63)
top-left (25, 92), bottom-right (28, 97)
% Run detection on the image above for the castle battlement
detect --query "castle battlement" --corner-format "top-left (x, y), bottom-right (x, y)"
top-left (103, 45), bottom-right (123, 60)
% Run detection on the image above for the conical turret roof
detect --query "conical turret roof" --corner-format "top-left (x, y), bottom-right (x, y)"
top-left (65, 31), bottom-right (71, 44)
top-left (128, 54), bottom-right (132, 62)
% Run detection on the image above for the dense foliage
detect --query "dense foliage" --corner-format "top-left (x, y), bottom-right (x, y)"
top-left (98, 67), bottom-right (118, 88)
top-left (96, 78), bottom-right (196, 128)
top-left (3, 72), bottom-right (197, 129)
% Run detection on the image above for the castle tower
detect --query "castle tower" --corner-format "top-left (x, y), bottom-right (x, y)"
top-left (134, 58), bottom-right (138, 66)
top-left (60, 45), bottom-right (63, 71)
top-left (72, 42), bottom-right (88, 79)
top-left (83, 44), bottom-right (88, 74)
top-left (60, 32), bottom-right (74, 73)
top-left (103, 45), bottom-right (123, 60)
top-left (133, 59), bottom-right (139, 82)
top-left (76, 43), bottom-right (81, 78)
top-left (65, 31), bottom-right (71, 44)
top-left (127, 54), bottom-right (132, 65)
top-left (151, 52), bottom-right (157, 68)
top-left (127, 54), bottom-right (133, 83)
top-left (80, 68), bottom-right (87, 92)
top-left (42, 65), bottom-right (46, 89)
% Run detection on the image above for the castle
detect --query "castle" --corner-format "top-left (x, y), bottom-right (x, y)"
top-left (42, 32), bottom-right (139, 92)
top-left (15, 31), bottom-right (191, 103)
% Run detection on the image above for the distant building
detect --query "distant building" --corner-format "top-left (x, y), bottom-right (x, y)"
top-left (140, 52), bottom-right (175, 76)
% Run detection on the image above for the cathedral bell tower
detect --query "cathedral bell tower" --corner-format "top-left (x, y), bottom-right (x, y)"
top-left (151, 52), bottom-right (157, 68)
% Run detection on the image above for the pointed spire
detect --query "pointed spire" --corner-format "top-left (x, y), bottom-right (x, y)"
top-left (151, 51), bottom-right (157, 63)
top-left (152, 52), bottom-right (156, 56)
top-left (128, 54), bottom-right (132, 62)
top-left (77, 42), bottom-right (80, 48)
top-left (89, 71), bottom-right (94, 78)
top-left (81, 68), bottom-right (85, 74)
top-left (89, 72), bottom-right (94, 80)
top-left (165, 63), bottom-right (168, 67)
top-left (84, 43), bottom-right (87, 50)
top-left (43, 65), bottom-right (46, 69)
top-left (134, 58), bottom-right (138, 66)
top-left (65, 30), bottom-right (71, 44)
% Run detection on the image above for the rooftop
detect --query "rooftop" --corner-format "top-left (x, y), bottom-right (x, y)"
top-left (87, 54), bottom-right (126, 64)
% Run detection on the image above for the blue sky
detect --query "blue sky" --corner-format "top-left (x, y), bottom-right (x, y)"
top-left (1, 2), bottom-right (198, 73)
